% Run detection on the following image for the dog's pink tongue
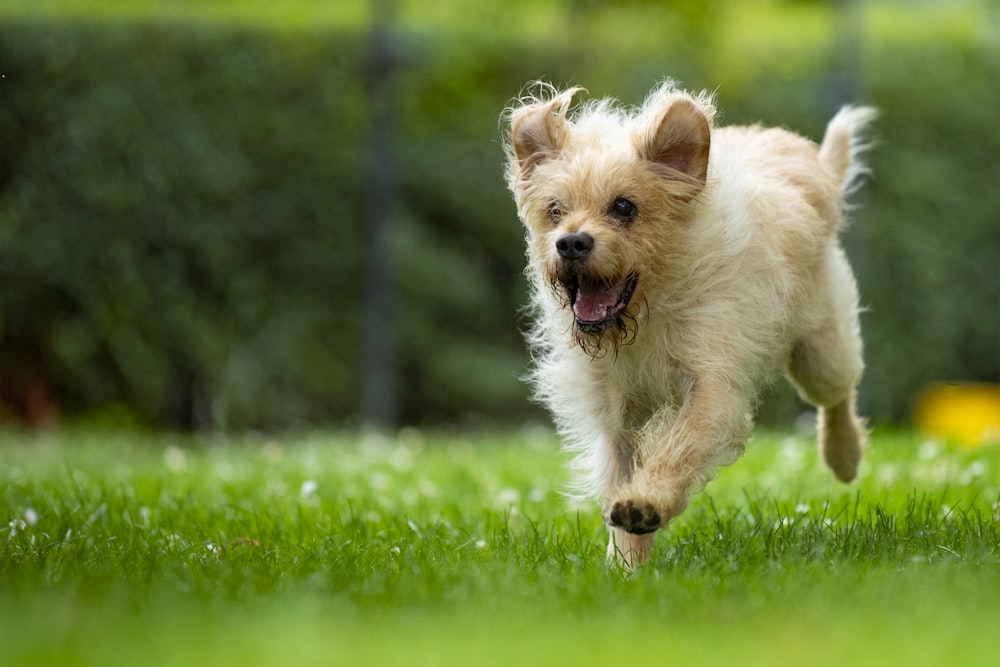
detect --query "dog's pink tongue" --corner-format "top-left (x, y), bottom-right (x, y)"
top-left (574, 284), bottom-right (618, 322)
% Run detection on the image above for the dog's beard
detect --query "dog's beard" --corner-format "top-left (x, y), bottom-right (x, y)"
top-left (550, 269), bottom-right (641, 358)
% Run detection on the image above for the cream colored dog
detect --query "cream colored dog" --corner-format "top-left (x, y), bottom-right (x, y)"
top-left (504, 81), bottom-right (875, 567)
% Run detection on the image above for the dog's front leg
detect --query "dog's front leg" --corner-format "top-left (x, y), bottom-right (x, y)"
top-left (606, 527), bottom-right (655, 569)
top-left (603, 374), bottom-right (752, 550)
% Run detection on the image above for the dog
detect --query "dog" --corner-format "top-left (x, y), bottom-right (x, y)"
top-left (504, 81), bottom-right (875, 567)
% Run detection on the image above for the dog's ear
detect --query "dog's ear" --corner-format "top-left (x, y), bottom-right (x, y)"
top-left (508, 87), bottom-right (580, 178)
top-left (638, 96), bottom-right (711, 191)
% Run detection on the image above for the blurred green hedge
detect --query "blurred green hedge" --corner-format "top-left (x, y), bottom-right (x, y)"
top-left (1, 2), bottom-right (998, 429)
top-left (0, 14), bottom-right (541, 429)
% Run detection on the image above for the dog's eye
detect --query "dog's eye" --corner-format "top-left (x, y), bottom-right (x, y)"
top-left (610, 197), bottom-right (638, 222)
top-left (547, 201), bottom-right (565, 223)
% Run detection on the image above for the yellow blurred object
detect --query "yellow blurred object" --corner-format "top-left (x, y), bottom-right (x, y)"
top-left (913, 382), bottom-right (1000, 448)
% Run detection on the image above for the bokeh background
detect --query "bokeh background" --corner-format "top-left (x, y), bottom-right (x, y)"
top-left (1, 0), bottom-right (998, 432)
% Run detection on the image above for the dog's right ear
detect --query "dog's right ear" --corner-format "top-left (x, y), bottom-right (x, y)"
top-left (508, 87), bottom-right (581, 179)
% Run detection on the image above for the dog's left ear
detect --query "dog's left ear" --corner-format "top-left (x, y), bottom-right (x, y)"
top-left (638, 96), bottom-right (711, 192)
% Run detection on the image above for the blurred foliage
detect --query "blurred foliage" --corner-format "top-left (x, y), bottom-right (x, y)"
top-left (0, 0), bottom-right (998, 429)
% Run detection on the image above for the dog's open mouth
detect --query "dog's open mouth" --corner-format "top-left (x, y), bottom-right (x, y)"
top-left (565, 273), bottom-right (639, 333)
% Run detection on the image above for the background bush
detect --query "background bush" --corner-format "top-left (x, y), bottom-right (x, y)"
top-left (1, 1), bottom-right (997, 430)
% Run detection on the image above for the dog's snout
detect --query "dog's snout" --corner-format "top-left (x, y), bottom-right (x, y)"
top-left (556, 232), bottom-right (594, 261)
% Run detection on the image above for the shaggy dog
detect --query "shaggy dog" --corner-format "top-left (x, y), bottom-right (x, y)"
top-left (504, 81), bottom-right (875, 567)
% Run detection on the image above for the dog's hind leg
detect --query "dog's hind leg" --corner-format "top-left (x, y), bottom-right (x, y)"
top-left (816, 390), bottom-right (865, 482)
top-left (786, 246), bottom-right (867, 482)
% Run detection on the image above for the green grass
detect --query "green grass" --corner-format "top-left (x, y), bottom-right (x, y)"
top-left (2, 428), bottom-right (999, 666)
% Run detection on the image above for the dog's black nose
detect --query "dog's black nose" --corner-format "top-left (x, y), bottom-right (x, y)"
top-left (556, 232), bottom-right (594, 260)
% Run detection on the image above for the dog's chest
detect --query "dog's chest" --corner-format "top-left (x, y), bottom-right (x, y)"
top-left (605, 351), bottom-right (686, 422)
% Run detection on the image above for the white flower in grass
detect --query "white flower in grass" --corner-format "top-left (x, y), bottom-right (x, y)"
top-left (876, 463), bottom-right (899, 485)
top-left (776, 517), bottom-right (794, 529)
top-left (8, 518), bottom-right (26, 536)
top-left (300, 479), bottom-right (319, 499)
top-left (959, 460), bottom-right (986, 486)
top-left (138, 506), bottom-right (151, 528)
top-left (418, 479), bottom-right (440, 499)
top-left (23, 507), bottom-right (38, 526)
top-left (794, 503), bottom-right (810, 515)
top-left (475, 539), bottom-right (487, 549)
top-left (918, 440), bottom-right (942, 461)
top-left (495, 488), bottom-right (520, 506)
top-left (388, 445), bottom-right (414, 472)
top-left (778, 438), bottom-right (805, 472)
top-left (164, 445), bottom-right (187, 472)
top-left (528, 488), bottom-right (547, 503)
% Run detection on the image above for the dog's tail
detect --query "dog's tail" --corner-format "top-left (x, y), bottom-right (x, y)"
top-left (818, 105), bottom-right (878, 196)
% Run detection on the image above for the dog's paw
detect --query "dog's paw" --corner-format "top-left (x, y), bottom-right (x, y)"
top-left (604, 499), bottom-right (661, 535)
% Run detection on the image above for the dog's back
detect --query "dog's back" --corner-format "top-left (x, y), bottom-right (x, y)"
top-left (706, 109), bottom-right (874, 243)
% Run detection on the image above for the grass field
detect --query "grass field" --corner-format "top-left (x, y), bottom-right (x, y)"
top-left (2, 427), bottom-right (999, 666)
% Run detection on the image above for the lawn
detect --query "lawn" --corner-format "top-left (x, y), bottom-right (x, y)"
top-left (2, 427), bottom-right (999, 666)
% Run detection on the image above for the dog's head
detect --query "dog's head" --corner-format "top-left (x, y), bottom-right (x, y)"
top-left (505, 82), bottom-right (714, 356)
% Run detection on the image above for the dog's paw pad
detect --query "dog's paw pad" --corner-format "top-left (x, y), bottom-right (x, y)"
top-left (607, 500), bottom-right (661, 534)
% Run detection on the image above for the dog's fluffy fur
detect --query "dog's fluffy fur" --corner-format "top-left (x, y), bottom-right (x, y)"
top-left (504, 81), bottom-right (875, 567)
